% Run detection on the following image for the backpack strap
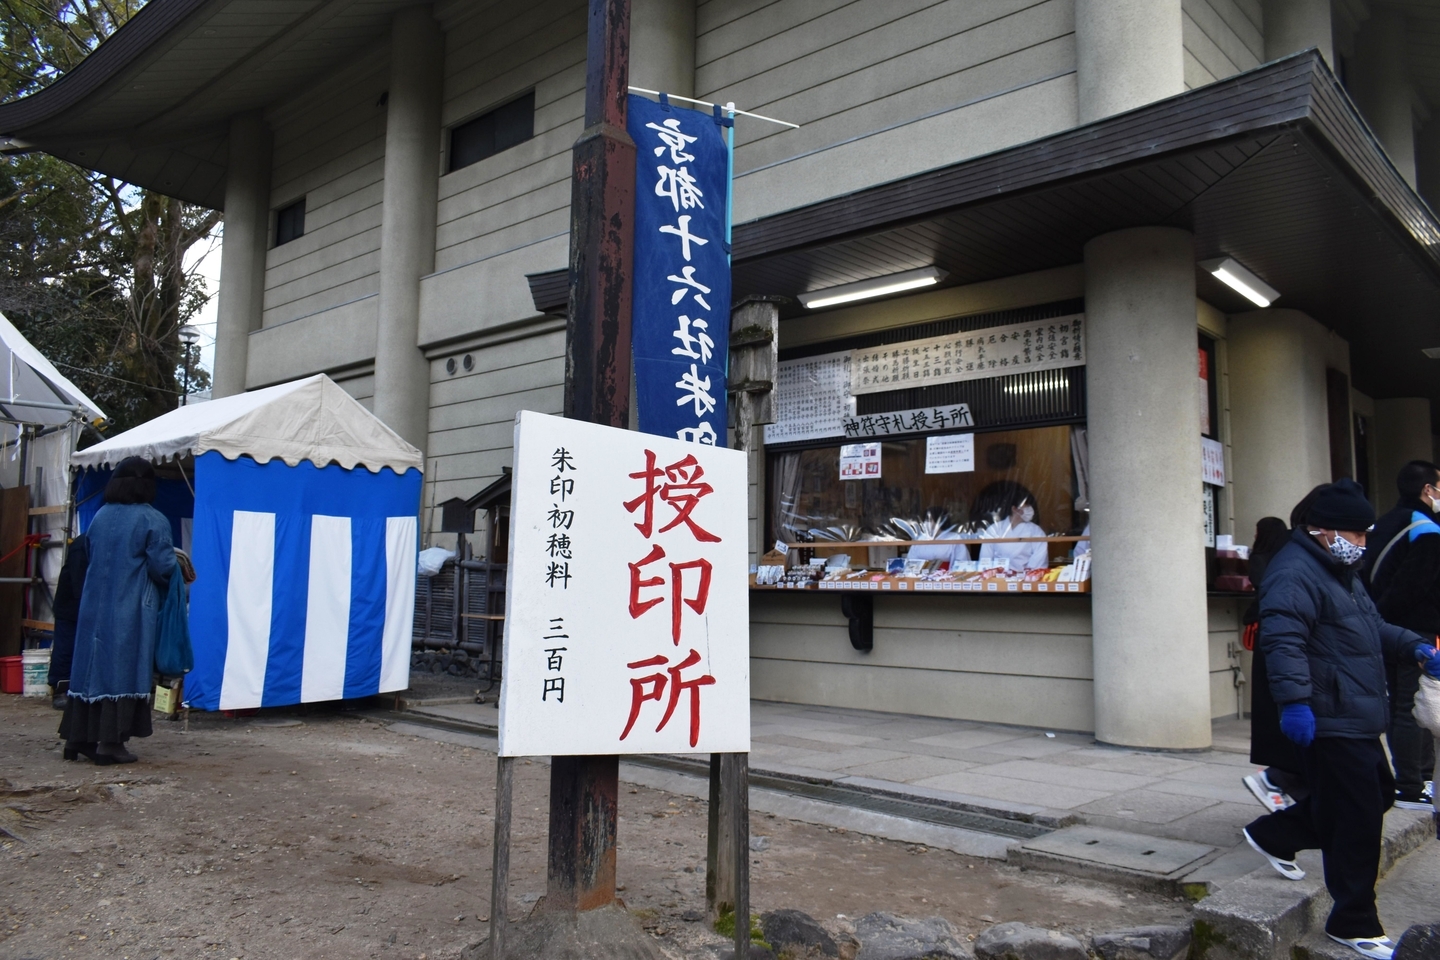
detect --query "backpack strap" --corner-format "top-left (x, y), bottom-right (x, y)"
top-left (1372, 520), bottom-right (1430, 582)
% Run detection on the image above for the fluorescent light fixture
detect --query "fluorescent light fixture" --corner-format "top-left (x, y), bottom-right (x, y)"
top-left (798, 267), bottom-right (946, 309)
top-left (1199, 257), bottom-right (1279, 308)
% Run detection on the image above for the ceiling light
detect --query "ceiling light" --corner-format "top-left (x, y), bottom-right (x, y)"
top-left (1199, 257), bottom-right (1279, 308)
top-left (798, 267), bottom-right (946, 309)
top-left (1422, 347), bottom-right (1440, 359)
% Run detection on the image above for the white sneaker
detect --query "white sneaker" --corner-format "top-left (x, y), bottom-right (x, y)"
top-left (1243, 828), bottom-right (1306, 881)
top-left (1394, 789), bottom-right (1432, 811)
top-left (1326, 934), bottom-right (1394, 959)
top-left (1243, 773), bottom-right (1293, 812)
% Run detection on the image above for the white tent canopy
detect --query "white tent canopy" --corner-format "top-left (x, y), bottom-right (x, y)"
top-left (0, 311), bottom-right (105, 426)
top-left (71, 374), bottom-right (422, 474)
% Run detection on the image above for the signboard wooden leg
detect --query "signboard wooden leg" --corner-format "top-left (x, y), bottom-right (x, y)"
top-left (490, 755), bottom-right (513, 960)
top-left (546, 755), bottom-right (619, 912)
top-left (726, 752), bottom-right (751, 959)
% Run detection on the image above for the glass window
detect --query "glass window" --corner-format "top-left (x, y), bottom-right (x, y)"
top-left (768, 425), bottom-right (1085, 568)
top-left (450, 91), bottom-right (535, 172)
top-left (275, 198), bottom-right (305, 246)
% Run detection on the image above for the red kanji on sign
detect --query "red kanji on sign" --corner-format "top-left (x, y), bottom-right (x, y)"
top-left (619, 648), bottom-right (716, 747)
top-left (627, 544), bottom-right (714, 643)
top-left (624, 450), bottom-right (721, 542)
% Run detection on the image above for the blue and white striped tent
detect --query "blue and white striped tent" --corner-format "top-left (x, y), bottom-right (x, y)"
top-left (71, 375), bottom-right (423, 711)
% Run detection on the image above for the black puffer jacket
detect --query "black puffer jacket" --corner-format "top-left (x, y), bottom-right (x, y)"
top-left (1259, 528), bottom-right (1427, 738)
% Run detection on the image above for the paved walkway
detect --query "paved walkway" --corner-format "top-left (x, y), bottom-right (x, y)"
top-left (411, 696), bottom-right (1272, 849)
top-left (746, 702), bottom-right (1263, 849)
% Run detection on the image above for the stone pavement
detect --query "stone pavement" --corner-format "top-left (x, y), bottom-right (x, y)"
top-left (409, 697), bottom-right (1288, 853)
top-left (745, 701), bottom-right (1265, 849)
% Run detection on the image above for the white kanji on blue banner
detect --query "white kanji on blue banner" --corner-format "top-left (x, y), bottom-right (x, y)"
top-left (627, 95), bottom-right (732, 448)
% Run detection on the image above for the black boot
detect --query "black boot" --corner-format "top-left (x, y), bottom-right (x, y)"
top-left (63, 742), bottom-right (112, 765)
top-left (95, 741), bottom-right (136, 764)
top-left (51, 680), bottom-right (67, 711)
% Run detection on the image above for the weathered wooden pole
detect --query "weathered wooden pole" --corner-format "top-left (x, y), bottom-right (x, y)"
top-left (489, 755), bottom-right (514, 959)
top-left (708, 297), bottom-right (780, 951)
top-left (550, 0), bottom-right (634, 916)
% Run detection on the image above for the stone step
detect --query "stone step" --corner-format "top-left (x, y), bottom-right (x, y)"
top-left (1189, 809), bottom-right (1433, 960)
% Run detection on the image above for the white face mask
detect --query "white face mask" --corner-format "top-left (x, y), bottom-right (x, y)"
top-left (1019, 505), bottom-right (1035, 523)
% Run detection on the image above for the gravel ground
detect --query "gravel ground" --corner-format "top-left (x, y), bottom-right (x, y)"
top-left (0, 694), bottom-right (1190, 959)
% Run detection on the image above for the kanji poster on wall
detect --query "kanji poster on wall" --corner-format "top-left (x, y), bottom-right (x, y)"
top-left (498, 411), bottom-right (750, 757)
top-left (850, 315), bottom-right (1085, 395)
top-left (762, 350), bottom-right (853, 444)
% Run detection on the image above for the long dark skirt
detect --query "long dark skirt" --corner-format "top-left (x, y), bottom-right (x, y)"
top-left (59, 696), bottom-right (153, 746)
top-left (1251, 644), bottom-right (1303, 775)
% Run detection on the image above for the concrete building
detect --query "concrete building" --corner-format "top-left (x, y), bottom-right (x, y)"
top-left (6, 0), bottom-right (1440, 749)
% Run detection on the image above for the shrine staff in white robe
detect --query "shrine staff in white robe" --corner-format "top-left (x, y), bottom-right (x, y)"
top-left (979, 499), bottom-right (1050, 571)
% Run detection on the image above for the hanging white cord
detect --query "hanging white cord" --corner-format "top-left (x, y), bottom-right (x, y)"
top-left (626, 87), bottom-right (799, 128)
top-left (175, 457), bottom-right (196, 499)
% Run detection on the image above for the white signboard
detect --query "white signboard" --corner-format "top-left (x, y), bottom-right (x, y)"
top-left (1202, 436), bottom-right (1226, 486)
top-left (850, 315), bottom-right (1085, 395)
top-left (839, 442), bottom-right (882, 480)
top-left (763, 350), bottom-right (853, 444)
top-left (499, 411), bottom-right (750, 757)
top-left (925, 433), bottom-right (975, 474)
top-left (842, 404), bottom-right (973, 439)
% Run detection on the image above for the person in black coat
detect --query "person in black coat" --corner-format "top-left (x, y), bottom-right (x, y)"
top-left (46, 534), bottom-right (89, 710)
top-left (1243, 480), bottom-right (1440, 960)
top-left (1244, 516), bottom-right (1304, 809)
top-left (1361, 460), bottom-right (1440, 809)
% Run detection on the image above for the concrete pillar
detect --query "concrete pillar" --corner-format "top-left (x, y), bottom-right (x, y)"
top-left (1372, 398), bottom-right (1433, 512)
top-left (630, 0), bottom-right (695, 97)
top-left (1262, 0), bottom-right (1333, 65)
top-left (1350, 8), bottom-right (1416, 186)
top-left (374, 5), bottom-right (444, 454)
top-left (213, 112), bottom-right (271, 398)
top-left (1075, 0), bottom-right (1184, 123)
top-left (1085, 227), bottom-right (1211, 749)
top-left (1227, 309), bottom-right (1335, 540)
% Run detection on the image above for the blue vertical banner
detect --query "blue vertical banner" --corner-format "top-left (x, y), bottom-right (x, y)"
top-left (627, 94), bottom-right (732, 447)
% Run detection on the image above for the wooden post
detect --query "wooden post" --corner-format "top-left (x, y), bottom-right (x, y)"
top-left (705, 752), bottom-right (724, 918)
top-left (726, 752), bottom-right (751, 960)
top-left (490, 755), bottom-right (514, 960)
top-left (707, 299), bottom-right (777, 936)
top-left (551, 0), bottom-right (634, 914)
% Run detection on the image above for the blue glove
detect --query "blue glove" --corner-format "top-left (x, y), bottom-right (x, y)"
top-left (1421, 647), bottom-right (1440, 680)
top-left (1280, 703), bottom-right (1316, 747)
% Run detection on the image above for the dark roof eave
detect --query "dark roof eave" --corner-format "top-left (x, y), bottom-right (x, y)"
top-left (531, 51), bottom-right (1440, 315)
top-left (726, 51), bottom-right (1440, 277)
top-left (0, 0), bottom-right (217, 136)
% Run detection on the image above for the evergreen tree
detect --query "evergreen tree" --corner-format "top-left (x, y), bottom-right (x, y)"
top-left (0, 0), bottom-right (220, 434)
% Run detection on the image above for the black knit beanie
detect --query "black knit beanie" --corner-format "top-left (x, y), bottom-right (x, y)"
top-left (1305, 478), bottom-right (1374, 532)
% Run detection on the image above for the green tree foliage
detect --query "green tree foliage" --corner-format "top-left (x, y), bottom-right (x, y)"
top-left (0, 0), bottom-right (220, 435)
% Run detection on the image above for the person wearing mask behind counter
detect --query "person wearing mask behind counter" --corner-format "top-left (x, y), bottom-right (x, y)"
top-left (975, 481), bottom-right (1050, 571)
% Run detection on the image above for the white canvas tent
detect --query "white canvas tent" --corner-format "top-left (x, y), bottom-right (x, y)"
top-left (0, 311), bottom-right (106, 633)
top-left (0, 311), bottom-right (105, 429)
top-left (70, 374), bottom-right (420, 474)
